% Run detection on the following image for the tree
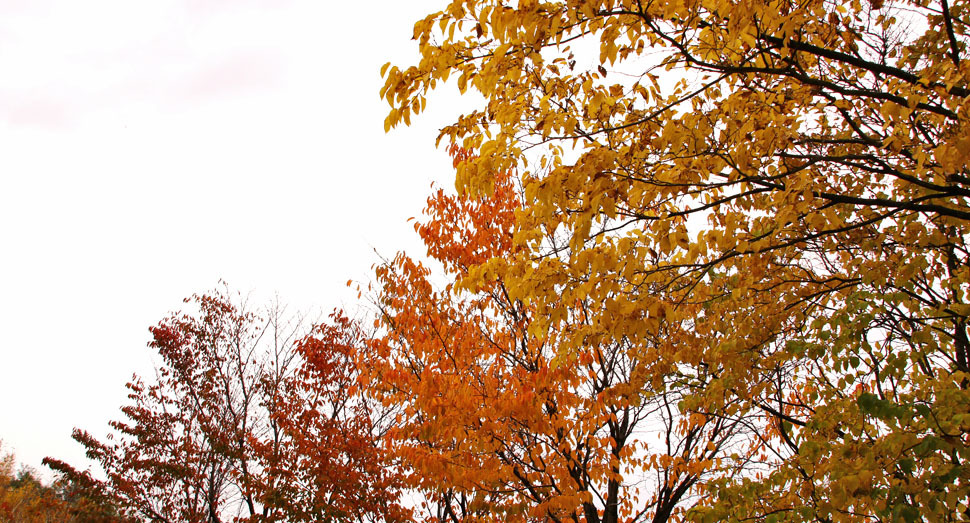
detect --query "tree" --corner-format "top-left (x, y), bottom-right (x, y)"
top-left (382, 1), bottom-right (970, 521)
top-left (1, 467), bottom-right (71, 523)
top-left (46, 289), bottom-right (408, 523)
top-left (1, 442), bottom-right (70, 523)
top-left (0, 440), bottom-right (126, 523)
top-left (257, 315), bottom-right (411, 523)
top-left (363, 147), bottom-right (749, 522)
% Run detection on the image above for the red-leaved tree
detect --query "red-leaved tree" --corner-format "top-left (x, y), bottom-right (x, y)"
top-left (46, 288), bottom-right (409, 523)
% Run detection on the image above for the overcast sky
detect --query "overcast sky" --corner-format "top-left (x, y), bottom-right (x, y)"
top-left (0, 0), bottom-right (466, 475)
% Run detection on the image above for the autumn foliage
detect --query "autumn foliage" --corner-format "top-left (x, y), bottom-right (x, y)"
top-left (380, 0), bottom-right (970, 521)
top-left (29, 0), bottom-right (970, 520)
top-left (1, 441), bottom-right (128, 523)
top-left (363, 146), bottom-right (744, 522)
top-left (46, 290), bottom-right (408, 523)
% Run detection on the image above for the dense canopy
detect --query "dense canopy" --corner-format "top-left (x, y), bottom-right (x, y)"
top-left (379, 0), bottom-right (970, 520)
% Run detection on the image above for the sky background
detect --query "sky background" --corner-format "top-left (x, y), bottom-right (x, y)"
top-left (0, 0), bottom-right (467, 476)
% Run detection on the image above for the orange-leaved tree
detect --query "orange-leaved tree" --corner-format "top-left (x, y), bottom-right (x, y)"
top-left (46, 289), bottom-right (409, 523)
top-left (382, 1), bottom-right (970, 521)
top-left (362, 147), bottom-right (749, 522)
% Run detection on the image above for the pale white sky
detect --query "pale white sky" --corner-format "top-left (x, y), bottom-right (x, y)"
top-left (0, 0), bottom-right (466, 475)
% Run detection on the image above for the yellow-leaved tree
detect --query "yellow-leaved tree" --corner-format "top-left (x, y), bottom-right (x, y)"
top-left (381, 0), bottom-right (970, 521)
